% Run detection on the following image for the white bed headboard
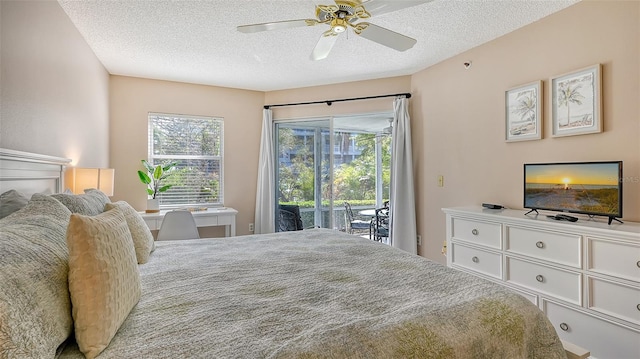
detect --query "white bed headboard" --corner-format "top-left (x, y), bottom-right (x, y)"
top-left (0, 148), bottom-right (71, 196)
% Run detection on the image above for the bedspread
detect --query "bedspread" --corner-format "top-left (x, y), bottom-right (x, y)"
top-left (59, 228), bottom-right (565, 358)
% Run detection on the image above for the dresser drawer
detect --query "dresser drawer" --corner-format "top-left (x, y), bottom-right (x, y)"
top-left (506, 257), bottom-right (581, 305)
top-left (588, 237), bottom-right (640, 283)
top-left (544, 299), bottom-right (640, 359)
top-left (451, 218), bottom-right (501, 249)
top-left (451, 243), bottom-right (502, 279)
top-left (588, 276), bottom-right (640, 326)
top-left (506, 226), bottom-right (581, 268)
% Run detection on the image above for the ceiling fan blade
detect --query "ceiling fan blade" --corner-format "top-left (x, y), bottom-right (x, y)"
top-left (362, 0), bottom-right (433, 17)
top-left (310, 0), bottom-right (336, 6)
top-left (357, 23), bottom-right (417, 51)
top-left (237, 19), bottom-right (314, 33)
top-left (310, 33), bottom-right (339, 61)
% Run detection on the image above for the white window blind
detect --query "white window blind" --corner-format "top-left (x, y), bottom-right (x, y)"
top-left (148, 113), bottom-right (223, 207)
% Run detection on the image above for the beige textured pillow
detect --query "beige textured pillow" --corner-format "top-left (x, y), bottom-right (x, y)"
top-left (66, 209), bottom-right (141, 359)
top-left (104, 201), bottom-right (155, 264)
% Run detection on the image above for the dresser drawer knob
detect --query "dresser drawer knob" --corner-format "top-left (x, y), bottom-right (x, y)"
top-left (536, 241), bottom-right (544, 249)
top-left (559, 322), bottom-right (569, 331)
top-left (472, 256), bottom-right (479, 263)
top-left (536, 275), bottom-right (544, 283)
top-left (471, 229), bottom-right (479, 236)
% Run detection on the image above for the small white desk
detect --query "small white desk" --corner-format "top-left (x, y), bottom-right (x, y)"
top-left (140, 207), bottom-right (238, 237)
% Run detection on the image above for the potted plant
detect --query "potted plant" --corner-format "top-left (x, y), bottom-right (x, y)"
top-left (137, 160), bottom-right (177, 213)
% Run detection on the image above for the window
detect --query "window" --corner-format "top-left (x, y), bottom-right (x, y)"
top-left (275, 113), bottom-right (392, 230)
top-left (148, 113), bottom-right (223, 207)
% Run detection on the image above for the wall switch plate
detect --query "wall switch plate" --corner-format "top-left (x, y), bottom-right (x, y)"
top-left (437, 175), bottom-right (444, 187)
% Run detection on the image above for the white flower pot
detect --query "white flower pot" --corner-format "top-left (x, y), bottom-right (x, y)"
top-left (146, 198), bottom-right (160, 213)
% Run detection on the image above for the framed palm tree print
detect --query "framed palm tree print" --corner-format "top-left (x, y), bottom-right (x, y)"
top-left (505, 80), bottom-right (542, 142)
top-left (551, 64), bottom-right (602, 137)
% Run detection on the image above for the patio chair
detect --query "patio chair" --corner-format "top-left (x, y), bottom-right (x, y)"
top-left (371, 206), bottom-right (389, 242)
top-left (277, 204), bottom-right (304, 232)
top-left (343, 202), bottom-right (371, 235)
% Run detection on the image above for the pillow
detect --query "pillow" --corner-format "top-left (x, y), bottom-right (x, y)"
top-left (0, 194), bottom-right (73, 358)
top-left (67, 208), bottom-right (141, 359)
top-left (84, 188), bottom-right (111, 208)
top-left (104, 201), bottom-right (155, 264)
top-left (52, 189), bottom-right (110, 216)
top-left (0, 189), bottom-right (29, 219)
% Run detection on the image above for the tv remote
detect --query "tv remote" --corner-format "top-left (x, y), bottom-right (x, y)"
top-left (482, 203), bottom-right (504, 210)
top-left (555, 214), bottom-right (578, 222)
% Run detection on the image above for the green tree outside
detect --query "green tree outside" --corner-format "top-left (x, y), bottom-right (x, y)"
top-left (278, 128), bottom-right (390, 210)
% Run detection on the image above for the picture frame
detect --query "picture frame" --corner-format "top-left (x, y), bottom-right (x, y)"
top-left (505, 80), bottom-right (542, 142)
top-left (551, 64), bottom-right (602, 137)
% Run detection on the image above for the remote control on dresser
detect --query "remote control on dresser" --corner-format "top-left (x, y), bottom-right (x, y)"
top-left (554, 214), bottom-right (578, 222)
top-left (482, 203), bottom-right (504, 210)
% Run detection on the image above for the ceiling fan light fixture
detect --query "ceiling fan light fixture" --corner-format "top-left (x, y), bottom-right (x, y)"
top-left (331, 18), bottom-right (348, 33)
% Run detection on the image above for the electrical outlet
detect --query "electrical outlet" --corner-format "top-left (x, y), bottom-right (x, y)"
top-left (249, 223), bottom-right (254, 232)
top-left (417, 234), bottom-right (422, 246)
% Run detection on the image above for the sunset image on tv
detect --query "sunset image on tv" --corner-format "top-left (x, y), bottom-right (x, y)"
top-left (524, 162), bottom-right (621, 215)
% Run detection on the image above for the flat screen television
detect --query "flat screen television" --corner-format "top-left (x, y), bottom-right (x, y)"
top-left (523, 161), bottom-right (623, 224)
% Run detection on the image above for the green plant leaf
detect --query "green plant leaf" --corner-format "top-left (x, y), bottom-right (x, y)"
top-left (146, 188), bottom-right (154, 196)
top-left (153, 164), bottom-right (163, 180)
top-left (137, 170), bottom-right (151, 185)
top-left (158, 184), bottom-right (172, 193)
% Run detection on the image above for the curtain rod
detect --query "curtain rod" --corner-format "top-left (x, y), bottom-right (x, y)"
top-left (263, 92), bottom-right (411, 110)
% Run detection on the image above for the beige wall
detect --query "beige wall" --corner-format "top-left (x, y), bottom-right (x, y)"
top-left (412, 0), bottom-right (640, 263)
top-left (109, 76), bottom-right (264, 237)
top-left (0, 0), bottom-right (109, 167)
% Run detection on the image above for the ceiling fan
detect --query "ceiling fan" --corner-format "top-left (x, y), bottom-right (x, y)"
top-left (237, 0), bottom-right (432, 61)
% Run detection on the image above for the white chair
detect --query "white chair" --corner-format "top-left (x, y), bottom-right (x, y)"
top-left (156, 210), bottom-right (200, 241)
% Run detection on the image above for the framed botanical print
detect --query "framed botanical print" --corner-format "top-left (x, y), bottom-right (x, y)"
top-left (505, 80), bottom-right (542, 142)
top-left (551, 64), bottom-right (602, 137)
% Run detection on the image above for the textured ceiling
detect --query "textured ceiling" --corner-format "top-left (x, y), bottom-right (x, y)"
top-left (58, 0), bottom-right (579, 92)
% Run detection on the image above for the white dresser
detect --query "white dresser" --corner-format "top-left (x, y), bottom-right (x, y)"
top-left (443, 207), bottom-right (640, 359)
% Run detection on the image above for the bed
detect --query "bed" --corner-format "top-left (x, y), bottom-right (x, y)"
top-left (0, 148), bottom-right (567, 359)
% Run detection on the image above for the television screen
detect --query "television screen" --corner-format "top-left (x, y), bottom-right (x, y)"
top-left (524, 161), bottom-right (623, 220)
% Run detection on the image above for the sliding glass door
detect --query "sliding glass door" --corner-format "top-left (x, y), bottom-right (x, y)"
top-left (275, 113), bottom-right (392, 231)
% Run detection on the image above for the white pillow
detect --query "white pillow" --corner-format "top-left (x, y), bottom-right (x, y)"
top-left (104, 201), bottom-right (155, 264)
top-left (66, 208), bottom-right (141, 359)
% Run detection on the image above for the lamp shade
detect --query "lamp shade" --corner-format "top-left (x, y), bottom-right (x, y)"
top-left (65, 168), bottom-right (115, 196)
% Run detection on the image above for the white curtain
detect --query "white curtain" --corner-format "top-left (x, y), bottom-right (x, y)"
top-left (389, 97), bottom-right (417, 254)
top-left (254, 109), bottom-right (275, 234)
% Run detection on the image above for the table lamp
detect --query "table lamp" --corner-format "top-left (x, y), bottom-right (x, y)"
top-left (65, 167), bottom-right (115, 196)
